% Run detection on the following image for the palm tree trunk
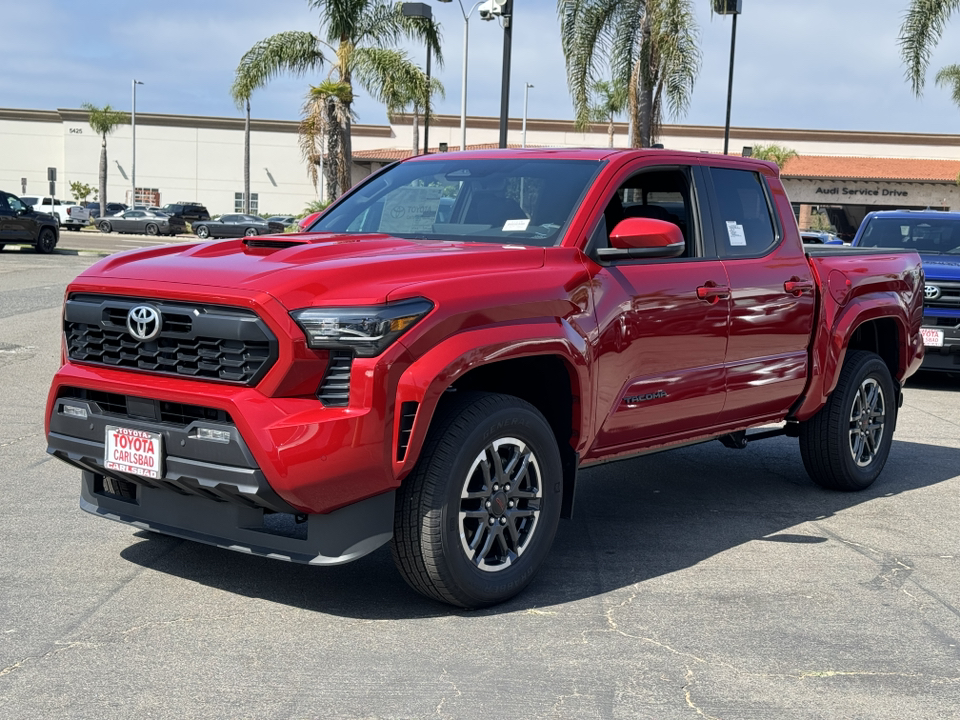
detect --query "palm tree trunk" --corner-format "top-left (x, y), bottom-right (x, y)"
top-left (608, 115), bottom-right (615, 147)
top-left (637, 12), bottom-right (654, 148)
top-left (324, 97), bottom-right (341, 199)
top-left (412, 110), bottom-right (420, 155)
top-left (244, 99), bottom-right (251, 214)
top-left (340, 113), bottom-right (353, 197)
top-left (99, 135), bottom-right (107, 219)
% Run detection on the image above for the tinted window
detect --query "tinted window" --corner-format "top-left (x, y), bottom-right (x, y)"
top-left (313, 158), bottom-right (601, 247)
top-left (710, 168), bottom-right (777, 257)
top-left (857, 216), bottom-right (960, 254)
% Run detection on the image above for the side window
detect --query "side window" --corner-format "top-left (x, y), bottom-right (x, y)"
top-left (601, 166), bottom-right (699, 258)
top-left (6, 195), bottom-right (25, 213)
top-left (710, 168), bottom-right (777, 257)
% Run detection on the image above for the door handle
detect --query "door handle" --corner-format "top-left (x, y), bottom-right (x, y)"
top-left (784, 278), bottom-right (814, 296)
top-left (697, 283), bottom-right (731, 304)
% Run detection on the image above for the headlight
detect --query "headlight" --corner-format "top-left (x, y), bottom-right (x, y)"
top-left (291, 298), bottom-right (433, 357)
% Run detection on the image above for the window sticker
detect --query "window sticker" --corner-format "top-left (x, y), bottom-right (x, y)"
top-left (726, 220), bottom-right (747, 246)
top-left (379, 187), bottom-right (443, 233)
top-left (502, 218), bottom-right (530, 232)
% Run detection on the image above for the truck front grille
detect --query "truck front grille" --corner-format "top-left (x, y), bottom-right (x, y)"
top-left (64, 294), bottom-right (278, 386)
top-left (926, 280), bottom-right (960, 308)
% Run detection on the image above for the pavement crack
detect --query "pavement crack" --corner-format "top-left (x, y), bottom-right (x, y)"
top-left (683, 669), bottom-right (722, 720)
top-left (0, 641), bottom-right (88, 678)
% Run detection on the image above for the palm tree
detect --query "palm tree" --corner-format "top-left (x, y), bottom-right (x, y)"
top-left (232, 0), bottom-right (442, 200)
top-left (587, 79), bottom-right (628, 147)
top-left (82, 103), bottom-right (129, 219)
top-left (900, 0), bottom-right (960, 97)
top-left (750, 143), bottom-right (798, 170)
top-left (558, 0), bottom-right (700, 148)
top-left (935, 64), bottom-right (960, 110)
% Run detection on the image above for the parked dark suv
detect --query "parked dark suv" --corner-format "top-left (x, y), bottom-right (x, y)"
top-left (161, 202), bottom-right (211, 223)
top-left (0, 190), bottom-right (60, 253)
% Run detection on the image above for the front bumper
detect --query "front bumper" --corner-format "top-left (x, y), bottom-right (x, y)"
top-left (47, 389), bottom-right (396, 564)
top-left (921, 311), bottom-right (960, 371)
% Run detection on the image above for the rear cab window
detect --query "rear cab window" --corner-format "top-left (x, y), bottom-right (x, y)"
top-left (708, 167), bottom-right (779, 258)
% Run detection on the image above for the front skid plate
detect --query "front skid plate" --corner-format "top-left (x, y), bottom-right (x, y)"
top-left (80, 472), bottom-right (395, 565)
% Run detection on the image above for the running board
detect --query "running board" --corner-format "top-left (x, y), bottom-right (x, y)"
top-left (718, 424), bottom-right (796, 450)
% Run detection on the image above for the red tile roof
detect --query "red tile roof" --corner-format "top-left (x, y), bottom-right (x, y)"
top-left (782, 155), bottom-right (960, 182)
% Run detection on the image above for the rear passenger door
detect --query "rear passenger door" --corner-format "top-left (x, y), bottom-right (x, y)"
top-left (588, 163), bottom-right (731, 452)
top-left (703, 163), bottom-right (816, 422)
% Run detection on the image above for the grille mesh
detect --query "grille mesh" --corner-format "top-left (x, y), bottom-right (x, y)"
top-left (64, 295), bottom-right (277, 385)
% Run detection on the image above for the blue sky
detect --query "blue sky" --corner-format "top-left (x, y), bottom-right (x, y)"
top-left (5, 0), bottom-right (960, 134)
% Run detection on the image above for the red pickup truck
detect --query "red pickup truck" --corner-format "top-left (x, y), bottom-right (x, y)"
top-left (45, 149), bottom-right (925, 608)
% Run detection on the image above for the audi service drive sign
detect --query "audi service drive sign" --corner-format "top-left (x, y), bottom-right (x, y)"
top-left (105, 426), bottom-right (163, 479)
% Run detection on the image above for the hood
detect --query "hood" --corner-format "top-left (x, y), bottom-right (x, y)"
top-left (919, 255), bottom-right (960, 281)
top-left (79, 232), bottom-right (546, 308)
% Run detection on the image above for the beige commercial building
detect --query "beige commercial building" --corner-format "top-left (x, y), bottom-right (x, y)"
top-left (2, 107), bottom-right (959, 234)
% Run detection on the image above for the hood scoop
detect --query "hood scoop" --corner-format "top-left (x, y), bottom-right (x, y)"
top-left (243, 237), bottom-right (311, 249)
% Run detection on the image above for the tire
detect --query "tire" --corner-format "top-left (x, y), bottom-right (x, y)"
top-left (392, 392), bottom-right (563, 608)
top-left (98, 221), bottom-right (112, 234)
top-left (244, 227), bottom-right (259, 237)
top-left (35, 228), bottom-right (57, 254)
top-left (145, 223), bottom-right (159, 236)
top-left (0, 244), bottom-right (5, 251)
top-left (195, 225), bottom-right (210, 239)
top-left (799, 350), bottom-right (896, 491)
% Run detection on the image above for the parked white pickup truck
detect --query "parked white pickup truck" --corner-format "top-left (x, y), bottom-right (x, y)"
top-left (20, 196), bottom-right (90, 230)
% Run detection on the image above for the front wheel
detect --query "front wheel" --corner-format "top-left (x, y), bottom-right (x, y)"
top-left (35, 228), bottom-right (57, 254)
top-left (195, 225), bottom-right (210, 239)
top-left (98, 221), bottom-right (112, 234)
top-left (145, 223), bottom-right (159, 236)
top-left (392, 392), bottom-right (563, 608)
top-left (799, 350), bottom-right (896, 491)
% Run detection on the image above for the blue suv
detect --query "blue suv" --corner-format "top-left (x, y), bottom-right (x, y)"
top-left (852, 210), bottom-right (960, 371)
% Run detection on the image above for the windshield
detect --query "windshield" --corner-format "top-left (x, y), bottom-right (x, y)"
top-left (309, 157), bottom-right (602, 247)
top-left (857, 216), bottom-right (960, 254)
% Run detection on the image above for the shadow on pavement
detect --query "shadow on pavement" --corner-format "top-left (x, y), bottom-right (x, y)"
top-left (906, 369), bottom-right (960, 390)
top-left (119, 436), bottom-right (960, 619)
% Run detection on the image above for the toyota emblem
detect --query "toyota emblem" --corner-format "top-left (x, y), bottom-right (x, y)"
top-left (924, 284), bottom-right (941, 300)
top-left (127, 305), bottom-right (162, 341)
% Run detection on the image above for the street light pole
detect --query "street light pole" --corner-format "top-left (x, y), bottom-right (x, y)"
top-left (522, 82), bottom-right (533, 147)
top-left (439, 0), bottom-right (486, 151)
top-left (497, 0), bottom-right (513, 149)
top-left (715, 0), bottom-right (743, 155)
top-left (131, 79), bottom-right (143, 207)
top-left (401, 2), bottom-right (434, 155)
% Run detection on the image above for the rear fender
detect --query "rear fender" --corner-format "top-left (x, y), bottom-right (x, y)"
top-left (392, 320), bottom-right (591, 480)
top-left (793, 294), bottom-right (921, 421)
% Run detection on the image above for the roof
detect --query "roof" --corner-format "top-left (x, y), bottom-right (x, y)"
top-left (782, 155), bottom-right (960, 182)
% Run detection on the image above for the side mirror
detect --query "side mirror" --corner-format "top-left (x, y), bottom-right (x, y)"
top-left (596, 217), bottom-right (686, 260)
top-left (22, 205), bottom-right (33, 214)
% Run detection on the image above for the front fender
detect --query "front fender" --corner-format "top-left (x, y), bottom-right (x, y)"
top-left (391, 320), bottom-right (591, 480)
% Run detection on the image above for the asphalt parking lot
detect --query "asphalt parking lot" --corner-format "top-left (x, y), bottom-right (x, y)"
top-left (1, 252), bottom-right (959, 719)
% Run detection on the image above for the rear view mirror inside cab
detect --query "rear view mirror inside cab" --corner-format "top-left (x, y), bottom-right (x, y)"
top-left (597, 217), bottom-right (686, 260)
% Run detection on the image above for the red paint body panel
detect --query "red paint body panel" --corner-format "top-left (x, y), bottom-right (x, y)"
top-left (45, 148), bottom-right (924, 522)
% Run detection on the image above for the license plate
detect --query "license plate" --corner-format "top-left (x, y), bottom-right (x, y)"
top-left (105, 426), bottom-right (163, 479)
top-left (920, 328), bottom-right (944, 347)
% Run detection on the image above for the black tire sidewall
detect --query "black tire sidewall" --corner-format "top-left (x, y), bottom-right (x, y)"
top-left (36, 229), bottom-right (56, 254)
top-left (433, 401), bottom-right (562, 606)
top-left (99, 222), bottom-right (111, 233)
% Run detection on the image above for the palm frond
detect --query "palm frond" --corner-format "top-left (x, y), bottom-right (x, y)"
top-left (352, 46), bottom-right (444, 116)
top-left (81, 103), bottom-right (129, 137)
top-left (232, 31), bottom-right (326, 105)
top-left (899, 0), bottom-right (960, 95)
top-left (935, 63), bottom-right (960, 108)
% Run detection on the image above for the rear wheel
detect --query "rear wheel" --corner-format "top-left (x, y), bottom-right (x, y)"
top-left (98, 221), bottom-right (112, 233)
top-left (145, 223), bottom-right (159, 236)
top-left (799, 350), bottom-right (896, 491)
top-left (392, 392), bottom-right (563, 608)
top-left (195, 225), bottom-right (210, 239)
top-left (35, 228), bottom-right (57, 254)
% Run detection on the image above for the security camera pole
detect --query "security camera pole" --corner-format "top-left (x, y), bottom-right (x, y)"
top-left (497, 0), bottom-right (512, 148)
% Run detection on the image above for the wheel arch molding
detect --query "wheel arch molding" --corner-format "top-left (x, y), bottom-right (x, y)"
top-left (392, 321), bottom-right (591, 488)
